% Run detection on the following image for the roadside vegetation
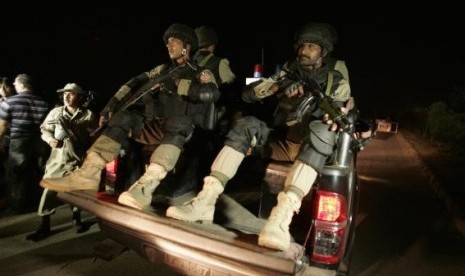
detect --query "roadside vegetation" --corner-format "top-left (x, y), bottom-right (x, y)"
top-left (398, 86), bottom-right (465, 221)
top-left (401, 86), bottom-right (465, 156)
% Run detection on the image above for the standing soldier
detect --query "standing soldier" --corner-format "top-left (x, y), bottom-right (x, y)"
top-left (27, 83), bottom-right (97, 241)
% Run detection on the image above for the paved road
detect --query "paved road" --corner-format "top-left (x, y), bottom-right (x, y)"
top-left (0, 206), bottom-right (181, 275)
top-left (351, 131), bottom-right (465, 276)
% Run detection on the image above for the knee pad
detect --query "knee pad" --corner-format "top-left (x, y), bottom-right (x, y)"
top-left (224, 116), bottom-right (270, 154)
top-left (162, 116), bottom-right (194, 149)
top-left (297, 121), bottom-right (336, 172)
top-left (105, 110), bottom-right (139, 142)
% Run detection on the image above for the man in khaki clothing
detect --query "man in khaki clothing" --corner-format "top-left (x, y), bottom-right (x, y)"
top-left (27, 83), bottom-right (97, 241)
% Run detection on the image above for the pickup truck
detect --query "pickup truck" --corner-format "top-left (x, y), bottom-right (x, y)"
top-left (58, 109), bottom-right (369, 276)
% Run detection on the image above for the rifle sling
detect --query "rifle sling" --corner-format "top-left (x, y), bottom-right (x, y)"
top-left (325, 71), bottom-right (334, 96)
top-left (197, 53), bottom-right (214, 67)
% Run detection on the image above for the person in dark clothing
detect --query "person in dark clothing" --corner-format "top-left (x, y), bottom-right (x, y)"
top-left (0, 77), bottom-right (16, 103)
top-left (40, 23), bottom-right (221, 211)
top-left (0, 77), bottom-right (17, 209)
top-left (193, 26), bottom-right (239, 134)
top-left (193, 26), bottom-right (235, 86)
top-left (0, 74), bottom-right (49, 213)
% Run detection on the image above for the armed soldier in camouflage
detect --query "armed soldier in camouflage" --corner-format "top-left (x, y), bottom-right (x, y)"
top-left (167, 22), bottom-right (352, 251)
top-left (193, 26), bottom-right (235, 86)
top-left (27, 83), bottom-right (97, 241)
top-left (193, 26), bottom-right (239, 145)
top-left (41, 23), bottom-right (221, 211)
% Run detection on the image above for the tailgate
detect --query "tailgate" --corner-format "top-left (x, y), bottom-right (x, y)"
top-left (58, 190), bottom-right (297, 275)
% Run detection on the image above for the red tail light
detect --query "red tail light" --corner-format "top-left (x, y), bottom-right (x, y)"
top-left (100, 158), bottom-right (119, 197)
top-left (315, 192), bottom-right (347, 222)
top-left (105, 159), bottom-right (118, 174)
top-left (311, 191), bottom-right (348, 264)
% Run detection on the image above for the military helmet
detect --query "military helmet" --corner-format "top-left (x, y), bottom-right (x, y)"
top-left (294, 22), bottom-right (336, 55)
top-left (195, 26), bottom-right (218, 48)
top-left (163, 23), bottom-right (199, 51)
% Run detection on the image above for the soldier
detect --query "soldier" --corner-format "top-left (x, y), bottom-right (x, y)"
top-left (40, 23), bottom-right (221, 211)
top-left (193, 26), bottom-right (235, 86)
top-left (193, 26), bottom-right (238, 145)
top-left (27, 83), bottom-right (97, 241)
top-left (166, 22), bottom-right (352, 251)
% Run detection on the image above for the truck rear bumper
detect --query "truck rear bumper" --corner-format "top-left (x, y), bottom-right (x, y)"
top-left (59, 190), bottom-right (299, 275)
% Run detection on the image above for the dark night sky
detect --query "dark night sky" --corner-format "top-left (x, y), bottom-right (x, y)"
top-left (3, 3), bottom-right (464, 117)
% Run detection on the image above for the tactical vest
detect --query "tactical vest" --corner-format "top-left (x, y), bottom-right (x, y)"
top-left (140, 63), bottom-right (199, 122)
top-left (273, 60), bottom-right (341, 128)
top-left (193, 50), bottom-right (222, 83)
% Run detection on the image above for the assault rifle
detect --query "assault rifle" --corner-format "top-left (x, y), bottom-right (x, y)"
top-left (90, 61), bottom-right (198, 137)
top-left (280, 69), bottom-right (351, 131)
top-left (49, 117), bottom-right (84, 153)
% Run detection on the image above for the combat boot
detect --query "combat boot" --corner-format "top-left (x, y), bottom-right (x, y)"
top-left (40, 151), bottom-right (106, 192)
top-left (258, 191), bottom-right (301, 251)
top-left (117, 163), bottom-right (167, 210)
top-left (26, 215), bottom-right (51, 242)
top-left (40, 135), bottom-right (121, 192)
top-left (166, 176), bottom-right (224, 223)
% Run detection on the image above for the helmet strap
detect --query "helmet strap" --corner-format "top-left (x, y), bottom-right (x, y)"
top-left (322, 48), bottom-right (328, 57)
top-left (316, 56), bottom-right (323, 67)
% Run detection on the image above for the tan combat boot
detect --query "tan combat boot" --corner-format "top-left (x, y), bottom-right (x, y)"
top-left (117, 163), bottom-right (167, 210)
top-left (258, 191), bottom-right (301, 251)
top-left (40, 151), bottom-right (106, 192)
top-left (40, 135), bottom-right (121, 192)
top-left (166, 176), bottom-right (224, 223)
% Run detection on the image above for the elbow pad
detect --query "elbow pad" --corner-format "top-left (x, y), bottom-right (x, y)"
top-left (242, 82), bottom-right (261, 103)
top-left (253, 77), bottom-right (277, 98)
top-left (189, 82), bottom-right (220, 103)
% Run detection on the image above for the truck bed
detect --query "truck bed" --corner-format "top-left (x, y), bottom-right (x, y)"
top-left (58, 190), bottom-right (299, 275)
